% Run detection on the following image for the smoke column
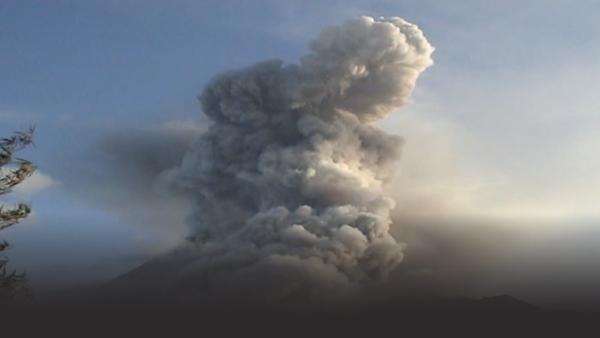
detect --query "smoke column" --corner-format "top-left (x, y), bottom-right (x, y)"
top-left (139, 16), bottom-right (433, 303)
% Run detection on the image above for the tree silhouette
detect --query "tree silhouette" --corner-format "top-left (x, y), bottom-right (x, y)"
top-left (0, 127), bottom-right (36, 302)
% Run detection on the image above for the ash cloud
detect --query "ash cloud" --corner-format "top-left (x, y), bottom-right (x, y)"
top-left (112, 16), bottom-right (434, 304)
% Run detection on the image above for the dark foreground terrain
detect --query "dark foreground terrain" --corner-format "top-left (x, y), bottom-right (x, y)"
top-left (2, 294), bottom-right (599, 336)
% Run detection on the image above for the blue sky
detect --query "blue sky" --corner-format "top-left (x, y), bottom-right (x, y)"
top-left (2, 1), bottom-right (600, 305)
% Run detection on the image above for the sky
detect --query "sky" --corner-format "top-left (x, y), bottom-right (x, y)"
top-left (1, 0), bottom-right (600, 308)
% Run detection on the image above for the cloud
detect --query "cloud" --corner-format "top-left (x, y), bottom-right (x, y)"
top-left (12, 171), bottom-right (59, 196)
top-left (60, 119), bottom-right (207, 254)
top-left (68, 8), bottom-right (600, 308)
top-left (99, 16), bottom-right (435, 304)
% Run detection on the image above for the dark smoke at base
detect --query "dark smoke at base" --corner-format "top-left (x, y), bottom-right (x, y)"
top-left (100, 16), bottom-right (435, 304)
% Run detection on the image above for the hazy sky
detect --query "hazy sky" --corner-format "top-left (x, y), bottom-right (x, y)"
top-left (1, 0), bottom-right (600, 307)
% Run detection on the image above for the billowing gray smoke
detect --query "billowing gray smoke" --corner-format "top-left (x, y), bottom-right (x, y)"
top-left (123, 16), bottom-right (433, 303)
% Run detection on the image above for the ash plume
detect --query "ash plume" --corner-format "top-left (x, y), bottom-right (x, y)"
top-left (118, 16), bottom-right (434, 304)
